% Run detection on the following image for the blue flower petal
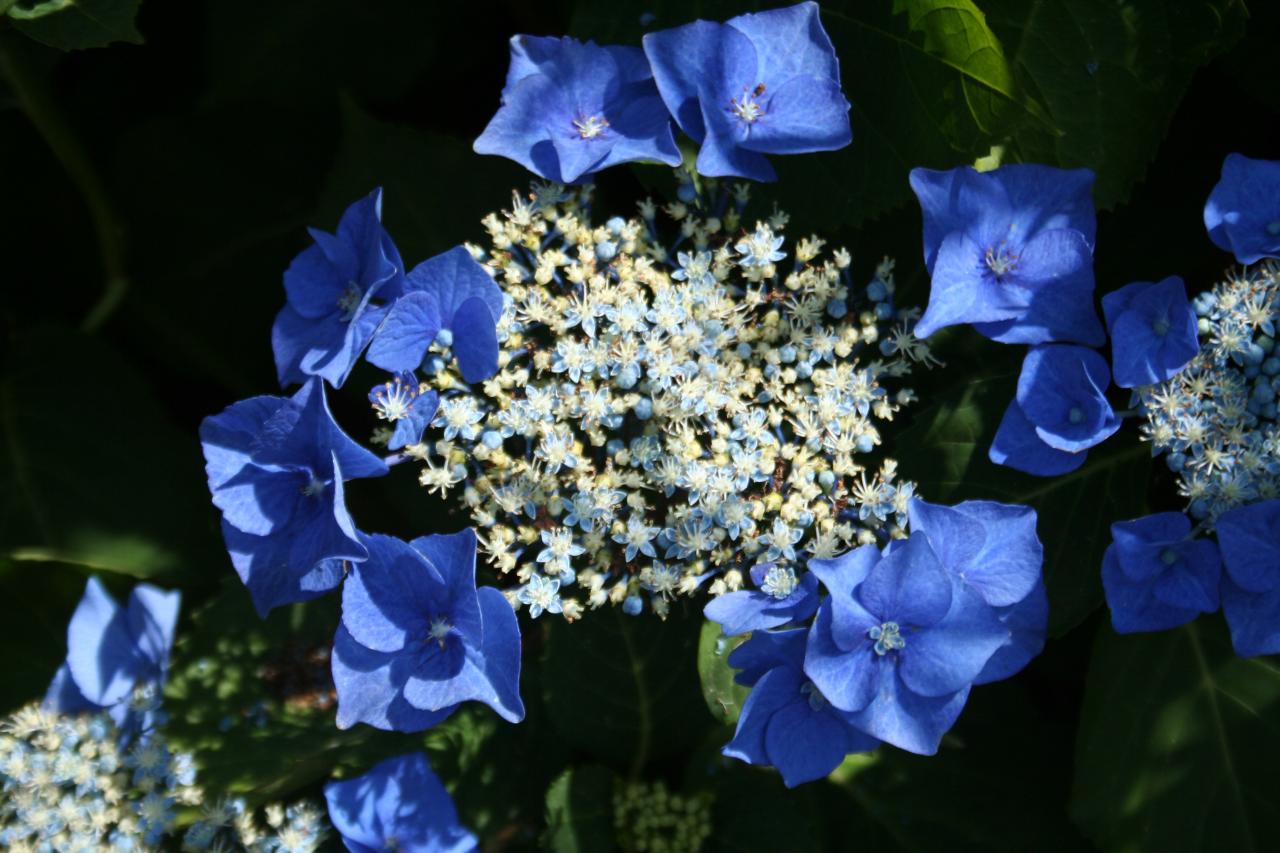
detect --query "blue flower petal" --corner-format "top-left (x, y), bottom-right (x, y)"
top-left (727, 627), bottom-right (808, 687)
top-left (66, 577), bottom-right (144, 707)
top-left (897, 579), bottom-right (1006, 698)
top-left (1222, 577), bottom-right (1280, 658)
top-left (845, 664), bottom-right (970, 756)
top-left (973, 579), bottom-right (1048, 685)
top-left (856, 533), bottom-right (951, 628)
top-left (452, 296), bottom-right (501, 383)
top-left (907, 499), bottom-right (1043, 608)
top-left (1215, 499), bottom-right (1280, 593)
top-left (989, 398), bottom-right (1088, 476)
top-left (803, 599), bottom-right (879, 712)
top-left (331, 625), bottom-right (453, 732)
top-left (766, 697), bottom-right (852, 787)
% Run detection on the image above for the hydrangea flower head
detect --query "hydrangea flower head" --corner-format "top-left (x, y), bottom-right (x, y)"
top-left (199, 378), bottom-right (388, 616)
top-left (703, 563), bottom-right (819, 636)
top-left (272, 189), bottom-right (405, 388)
top-left (643, 2), bottom-right (851, 181)
top-left (1101, 512), bottom-right (1222, 633)
top-left (332, 530), bottom-right (524, 731)
top-left (474, 35), bottom-right (681, 183)
top-left (367, 245), bottom-right (505, 384)
top-left (802, 534), bottom-right (1008, 755)
top-left (990, 344), bottom-right (1121, 476)
top-left (1204, 153), bottom-right (1280, 265)
top-left (1216, 499), bottom-right (1280, 656)
top-left (1101, 276), bottom-right (1199, 388)
top-left (909, 164), bottom-right (1103, 344)
top-left (45, 577), bottom-right (180, 734)
top-left (722, 628), bottom-right (878, 786)
top-left (324, 751), bottom-right (476, 853)
top-left (906, 498), bottom-right (1047, 682)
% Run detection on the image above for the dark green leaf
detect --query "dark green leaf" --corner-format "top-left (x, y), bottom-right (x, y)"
top-left (983, 0), bottom-right (1248, 208)
top-left (542, 607), bottom-right (713, 771)
top-left (1072, 620), bottom-right (1280, 851)
top-left (8, 0), bottom-right (141, 50)
top-left (707, 765), bottom-right (825, 852)
top-left (841, 683), bottom-right (1090, 851)
top-left (0, 326), bottom-right (222, 581)
top-left (894, 364), bottom-right (1150, 634)
top-left (544, 766), bottom-right (618, 853)
top-left (696, 619), bottom-right (750, 726)
top-left (0, 556), bottom-right (90, 711)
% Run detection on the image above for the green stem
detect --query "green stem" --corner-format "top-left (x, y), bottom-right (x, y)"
top-left (0, 29), bottom-right (129, 331)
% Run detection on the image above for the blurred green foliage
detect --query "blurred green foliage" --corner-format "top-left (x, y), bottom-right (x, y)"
top-left (2, 1), bottom-right (1278, 850)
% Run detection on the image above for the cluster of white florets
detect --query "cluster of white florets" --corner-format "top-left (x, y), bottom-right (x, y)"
top-left (1137, 263), bottom-right (1280, 525)
top-left (390, 177), bottom-right (935, 620)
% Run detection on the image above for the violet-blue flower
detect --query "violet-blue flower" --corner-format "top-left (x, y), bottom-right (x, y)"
top-left (1216, 499), bottom-right (1280, 657)
top-left (369, 371), bottom-right (440, 451)
top-left (723, 628), bottom-right (878, 787)
top-left (1101, 276), bottom-right (1199, 388)
top-left (703, 563), bottom-right (819, 636)
top-left (324, 751), bottom-right (477, 853)
top-left (332, 530), bottom-right (524, 731)
top-left (802, 534), bottom-right (1007, 755)
top-left (1204, 153), bottom-right (1280, 265)
top-left (45, 577), bottom-right (180, 734)
top-left (199, 378), bottom-right (387, 616)
top-left (366, 246), bottom-right (505, 384)
top-left (1101, 512), bottom-right (1222, 633)
top-left (643, 2), bottom-right (851, 182)
top-left (473, 35), bottom-right (680, 183)
top-left (906, 498), bottom-right (1047, 683)
top-left (990, 344), bottom-right (1121, 476)
top-left (272, 188), bottom-right (405, 389)
top-left (909, 164), bottom-right (1104, 344)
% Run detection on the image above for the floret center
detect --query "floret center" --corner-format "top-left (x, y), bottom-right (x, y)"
top-left (729, 85), bottom-right (766, 124)
top-left (984, 245), bottom-right (1018, 278)
top-left (573, 114), bottom-right (609, 139)
top-left (868, 621), bottom-right (905, 655)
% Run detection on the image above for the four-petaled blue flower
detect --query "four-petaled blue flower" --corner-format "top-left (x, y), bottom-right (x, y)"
top-left (45, 577), bottom-right (180, 736)
top-left (200, 378), bottom-right (388, 616)
top-left (802, 533), bottom-right (1008, 755)
top-left (324, 751), bottom-right (477, 853)
top-left (272, 189), bottom-right (405, 389)
top-left (644, 2), bottom-right (851, 182)
top-left (1204, 153), bottom-right (1280, 265)
top-left (723, 628), bottom-right (878, 787)
top-left (369, 371), bottom-right (440, 451)
top-left (909, 164), bottom-right (1104, 345)
top-left (474, 35), bottom-right (681, 183)
top-left (367, 246), bottom-right (505, 384)
top-left (990, 344), bottom-right (1121, 476)
top-left (906, 498), bottom-right (1048, 683)
top-left (1215, 499), bottom-right (1280, 657)
top-left (332, 531), bottom-right (524, 731)
top-left (1101, 276), bottom-right (1199, 388)
top-left (1101, 512), bottom-right (1222, 634)
top-left (705, 563), bottom-right (819, 636)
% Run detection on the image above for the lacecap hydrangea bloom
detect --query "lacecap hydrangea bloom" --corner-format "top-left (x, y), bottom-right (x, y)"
top-left (273, 188), bottom-right (405, 388)
top-left (643, 1), bottom-right (851, 181)
top-left (200, 377), bottom-right (387, 616)
top-left (474, 35), bottom-right (681, 183)
top-left (333, 530), bottom-right (524, 732)
top-left (371, 180), bottom-right (935, 622)
top-left (990, 344), bottom-right (1121, 476)
top-left (909, 164), bottom-right (1104, 345)
top-left (45, 576), bottom-right (180, 736)
top-left (324, 751), bottom-right (477, 853)
top-left (1204, 153), bottom-right (1280, 265)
